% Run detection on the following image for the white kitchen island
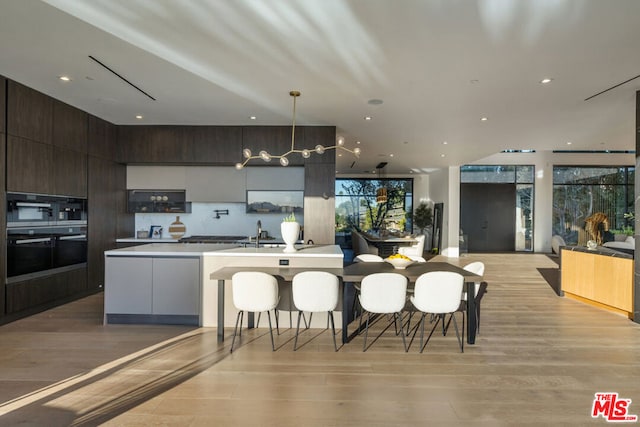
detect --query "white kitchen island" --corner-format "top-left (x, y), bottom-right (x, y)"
top-left (104, 243), bottom-right (344, 328)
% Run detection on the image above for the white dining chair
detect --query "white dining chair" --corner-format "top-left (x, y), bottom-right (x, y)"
top-left (398, 235), bottom-right (425, 257)
top-left (407, 255), bottom-right (427, 263)
top-left (292, 271), bottom-right (340, 351)
top-left (230, 272), bottom-right (280, 353)
top-left (358, 273), bottom-right (408, 352)
top-left (410, 271), bottom-right (465, 352)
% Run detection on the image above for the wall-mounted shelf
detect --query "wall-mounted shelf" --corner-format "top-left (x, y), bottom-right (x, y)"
top-left (127, 190), bottom-right (191, 213)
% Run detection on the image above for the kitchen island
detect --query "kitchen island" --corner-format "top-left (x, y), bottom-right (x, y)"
top-left (104, 243), bottom-right (344, 327)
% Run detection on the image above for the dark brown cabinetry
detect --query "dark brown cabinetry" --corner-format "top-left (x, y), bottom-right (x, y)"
top-left (0, 76), bottom-right (6, 133)
top-left (6, 135), bottom-right (55, 194)
top-left (242, 126), bottom-right (305, 166)
top-left (88, 115), bottom-right (117, 160)
top-left (7, 136), bottom-right (88, 197)
top-left (53, 99), bottom-right (87, 153)
top-left (6, 268), bottom-right (87, 314)
top-left (7, 81), bottom-right (53, 144)
top-left (118, 125), bottom-right (243, 164)
top-left (88, 156), bottom-right (130, 292)
top-left (189, 126), bottom-right (242, 164)
top-left (54, 146), bottom-right (88, 197)
top-left (301, 126), bottom-right (336, 164)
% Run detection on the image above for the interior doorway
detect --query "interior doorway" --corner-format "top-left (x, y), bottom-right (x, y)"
top-left (460, 183), bottom-right (516, 252)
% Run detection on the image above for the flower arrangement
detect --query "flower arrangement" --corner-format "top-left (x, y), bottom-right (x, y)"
top-left (283, 213), bottom-right (297, 222)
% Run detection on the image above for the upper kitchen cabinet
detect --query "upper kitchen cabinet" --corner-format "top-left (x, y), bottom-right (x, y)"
top-left (118, 126), bottom-right (191, 164)
top-left (188, 126), bottom-right (242, 164)
top-left (53, 146), bottom-right (88, 197)
top-left (302, 126), bottom-right (337, 164)
top-left (52, 99), bottom-right (88, 153)
top-left (7, 135), bottom-right (54, 194)
top-left (0, 76), bottom-right (6, 133)
top-left (7, 81), bottom-right (53, 144)
top-left (242, 126), bottom-right (305, 167)
top-left (88, 115), bottom-right (118, 161)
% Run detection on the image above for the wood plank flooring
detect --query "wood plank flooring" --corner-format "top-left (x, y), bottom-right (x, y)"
top-left (1, 254), bottom-right (639, 426)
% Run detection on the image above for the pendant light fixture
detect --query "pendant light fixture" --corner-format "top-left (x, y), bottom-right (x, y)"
top-left (235, 91), bottom-right (361, 169)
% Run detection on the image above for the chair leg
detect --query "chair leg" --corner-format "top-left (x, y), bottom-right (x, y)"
top-left (307, 312), bottom-right (313, 329)
top-left (267, 311), bottom-right (276, 351)
top-left (329, 311), bottom-right (338, 352)
top-left (363, 312), bottom-right (371, 352)
top-left (420, 314), bottom-right (443, 353)
top-left (230, 310), bottom-right (243, 353)
top-left (396, 312), bottom-right (408, 352)
top-left (293, 310), bottom-right (303, 351)
top-left (450, 311), bottom-right (464, 353)
top-left (238, 311), bottom-right (244, 338)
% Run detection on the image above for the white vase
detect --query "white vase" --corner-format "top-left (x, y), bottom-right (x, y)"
top-left (281, 221), bottom-right (300, 253)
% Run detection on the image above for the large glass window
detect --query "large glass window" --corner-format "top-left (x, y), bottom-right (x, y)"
top-left (335, 178), bottom-right (413, 234)
top-left (552, 166), bottom-right (634, 245)
top-left (460, 165), bottom-right (535, 251)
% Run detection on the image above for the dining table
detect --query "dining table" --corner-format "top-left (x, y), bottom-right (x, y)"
top-left (210, 260), bottom-right (483, 345)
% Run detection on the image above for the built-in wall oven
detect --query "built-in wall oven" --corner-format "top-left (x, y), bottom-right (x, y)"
top-left (6, 193), bottom-right (87, 283)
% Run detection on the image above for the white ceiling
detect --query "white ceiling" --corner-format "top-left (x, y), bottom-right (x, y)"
top-left (1, 0), bottom-right (639, 174)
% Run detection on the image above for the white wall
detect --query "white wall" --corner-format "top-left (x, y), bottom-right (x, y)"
top-left (470, 150), bottom-right (635, 252)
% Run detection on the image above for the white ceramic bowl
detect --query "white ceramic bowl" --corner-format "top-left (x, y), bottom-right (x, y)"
top-left (385, 257), bottom-right (415, 269)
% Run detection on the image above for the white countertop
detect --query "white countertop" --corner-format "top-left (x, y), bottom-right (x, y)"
top-left (117, 238), bottom-right (180, 243)
top-left (105, 243), bottom-right (240, 256)
top-left (105, 243), bottom-right (343, 258)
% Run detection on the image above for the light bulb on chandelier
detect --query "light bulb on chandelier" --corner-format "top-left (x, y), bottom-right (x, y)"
top-left (235, 91), bottom-right (361, 169)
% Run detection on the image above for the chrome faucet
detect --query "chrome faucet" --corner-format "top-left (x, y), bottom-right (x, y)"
top-left (256, 220), bottom-right (262, 248)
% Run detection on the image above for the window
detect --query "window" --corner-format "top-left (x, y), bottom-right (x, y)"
top-left (552, 166), bottom-right (634, 245)
top-left (335, 178), bottom-right (413, 234)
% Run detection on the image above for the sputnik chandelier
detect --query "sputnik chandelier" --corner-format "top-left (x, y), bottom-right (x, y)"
top-left (235, 90), bottom-right (361, 169)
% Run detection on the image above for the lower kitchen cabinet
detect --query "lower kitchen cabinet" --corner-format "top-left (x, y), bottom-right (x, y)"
top-left (104, 256), bottom-right (200, 324)
top-left (6, 267), bottom-right (87, 314)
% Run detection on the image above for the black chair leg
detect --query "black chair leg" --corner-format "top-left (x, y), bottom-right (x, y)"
top-left (362, 312), bottom-right (371, 352)
top-left (329, 311), bottom-right (338, 352)
top-left (293, 310), bottom-right (303, 351)
top-left (230, 310), bottom-right (243, 353)
top-left (267, 311), bottom-right (275, 351)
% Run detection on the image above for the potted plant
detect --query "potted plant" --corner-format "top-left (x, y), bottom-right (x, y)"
top-left (413, 202), bottom-right (433, 234)
top-left (281, 212), bottom-right (300, 253)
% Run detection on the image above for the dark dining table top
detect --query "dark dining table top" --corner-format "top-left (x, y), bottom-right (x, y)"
top-left (210, 261), bottom-right (481, 282)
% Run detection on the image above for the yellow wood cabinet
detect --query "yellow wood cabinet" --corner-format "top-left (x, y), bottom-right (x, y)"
top-left (560, 248), bottom-right (633, 317)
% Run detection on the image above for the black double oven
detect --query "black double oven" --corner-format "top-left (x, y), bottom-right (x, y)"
top-left (6, 193), bottom-right (87, 283)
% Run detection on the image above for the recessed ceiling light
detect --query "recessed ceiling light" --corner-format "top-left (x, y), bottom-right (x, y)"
top-left (249, 116), bottom-right (257, 120)
top-left (364, 116), bottom-right (372, 121)
top-left (389, 154), bottom-right (394, 157)
top-left (135, 115), bottom-right (143, 120)
top-left (59, 76), bottom-right (71, 81)
top-left (441, 154), bottom-right (446, 157)
top-left (480, 117), bottom-right (488, 121)
top-left (356, 141), bottom-right (361, 144)
top-left (540, 78), bottom-right (553, 84)
top-left (567, 141), bottom-right (572, 145)
top-left (443, 141), bottom-right (448, 145)
top-left (338, 153), bottom-right (342, 157)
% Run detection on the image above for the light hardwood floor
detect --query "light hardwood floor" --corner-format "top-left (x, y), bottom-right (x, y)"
top-left (0, 254), bottom-right (639, 426)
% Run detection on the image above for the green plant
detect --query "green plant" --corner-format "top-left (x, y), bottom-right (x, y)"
top-left (282, 213), bottom-right (297, 222)
top-left (412, 202), bottom-right (433, 233)
top-left (610, 226), bottom-right (634, 236)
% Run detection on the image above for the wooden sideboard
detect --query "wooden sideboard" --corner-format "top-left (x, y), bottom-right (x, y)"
top-left (560, 246), bottom-right (633, 318)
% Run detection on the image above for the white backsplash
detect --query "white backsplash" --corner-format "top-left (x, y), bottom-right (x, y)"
top-left (134, 202), bottom-right (304, 239)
